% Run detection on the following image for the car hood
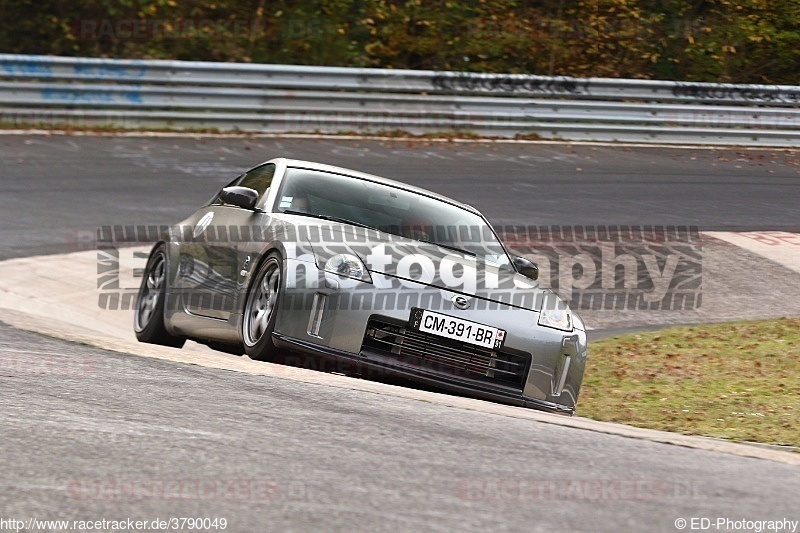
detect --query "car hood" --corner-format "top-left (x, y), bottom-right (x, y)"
top-left (290, 220), bottom-right (560, 313)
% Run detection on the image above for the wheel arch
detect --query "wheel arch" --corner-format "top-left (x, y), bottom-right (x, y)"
top-left (235, 244), bottom-right (286, 341)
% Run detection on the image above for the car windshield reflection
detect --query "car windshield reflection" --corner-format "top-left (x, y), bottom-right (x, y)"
top-left (276, 167), bottom-right (511, 265)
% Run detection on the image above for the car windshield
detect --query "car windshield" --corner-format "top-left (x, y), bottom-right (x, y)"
top-left (275, 167), bottom-right (511, 265)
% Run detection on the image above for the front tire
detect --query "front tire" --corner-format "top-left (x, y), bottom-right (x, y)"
top-left (242, 252), bottom-right (283, 361)
top-left (134, 244), bottom-right (186, 348)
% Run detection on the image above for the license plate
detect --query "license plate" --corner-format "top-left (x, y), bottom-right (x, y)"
top-left (409, 308), bottom-right (505, 350)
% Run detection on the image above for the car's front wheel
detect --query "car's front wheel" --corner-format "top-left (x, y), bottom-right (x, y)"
top-left (134, 244), bottom-right (186, 348)
top-left (242, 252), bottom-right (283, 361)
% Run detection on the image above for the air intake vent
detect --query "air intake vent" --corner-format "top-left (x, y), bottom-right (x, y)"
top-left (362, 318), bottom-right (531, 390)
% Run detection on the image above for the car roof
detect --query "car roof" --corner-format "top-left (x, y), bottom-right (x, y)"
top-left (269, 158), bottom-right (479, 214)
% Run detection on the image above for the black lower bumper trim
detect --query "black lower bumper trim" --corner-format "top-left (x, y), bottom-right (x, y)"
top-left (272, 333), bottom-right (574, 415)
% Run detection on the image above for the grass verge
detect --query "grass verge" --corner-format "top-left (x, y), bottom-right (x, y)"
top-left (580, 318), bottom-right (799, 448)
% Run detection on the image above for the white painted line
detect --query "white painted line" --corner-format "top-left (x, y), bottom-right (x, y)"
top-left (706, 231), bottom-right (800, 275)
top-left (0, 248), bottom-right (798, 466)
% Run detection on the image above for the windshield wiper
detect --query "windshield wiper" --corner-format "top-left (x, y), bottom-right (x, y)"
top-left (281, 210), bottom-right (380, 232)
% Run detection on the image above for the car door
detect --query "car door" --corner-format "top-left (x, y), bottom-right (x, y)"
top-left (179, 163), bottom-right (276, 321)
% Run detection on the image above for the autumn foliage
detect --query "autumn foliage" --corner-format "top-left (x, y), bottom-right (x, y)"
top-left (1, 0), bottom-right (798, 83)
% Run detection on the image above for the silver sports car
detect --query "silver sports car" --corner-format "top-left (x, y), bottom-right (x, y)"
top-left (134, 158), bottom-right (587, 414)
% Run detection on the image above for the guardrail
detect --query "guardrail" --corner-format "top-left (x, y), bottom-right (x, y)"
top-left (1, 53), bottom-right (799, 145)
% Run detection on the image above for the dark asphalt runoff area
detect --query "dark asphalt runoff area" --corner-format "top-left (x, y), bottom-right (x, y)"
top-left (1, 134), bottom-right (799, 532)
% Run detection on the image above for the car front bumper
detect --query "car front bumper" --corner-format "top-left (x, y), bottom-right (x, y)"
top-left (273, 332), bottom-right (577, 414)
top-left (271, 258), bottom-right (587, 414)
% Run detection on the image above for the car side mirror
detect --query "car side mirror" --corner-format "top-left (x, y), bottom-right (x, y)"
top-left (220, 186), bottom-right (259, 210)
top-left (513, 256), bottom-right (539, 280)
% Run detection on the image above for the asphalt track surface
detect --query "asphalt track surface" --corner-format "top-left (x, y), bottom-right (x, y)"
top-left (2, 134), bottom-right (800, 260)
top-left (1, 134), bottom-right (799, 532)
top-left (2, 322), bottom-right (799, 533)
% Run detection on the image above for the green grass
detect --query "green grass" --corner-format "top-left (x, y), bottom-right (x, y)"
top-left (580, 318), bottom-right (800, 448)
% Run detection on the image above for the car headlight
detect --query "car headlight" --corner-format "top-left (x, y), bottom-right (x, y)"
top-left (323, 253), bottom-right (372, 283)
top-left (538, 306), bottom-right (573, 331)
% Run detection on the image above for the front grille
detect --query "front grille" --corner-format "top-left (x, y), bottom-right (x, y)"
top-left (362, 318), bottom-right (531, 390)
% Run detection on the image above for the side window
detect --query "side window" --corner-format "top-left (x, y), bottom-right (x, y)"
top-left (237, 163), bottom-right (276, 199)
top-left (210, 163), bottom-right (276, 207)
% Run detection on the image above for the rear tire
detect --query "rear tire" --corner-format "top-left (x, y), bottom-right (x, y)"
top-left (242, 252), bottom-right (283, 362)
top-left (134, 244), bottom-right (186, 348)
